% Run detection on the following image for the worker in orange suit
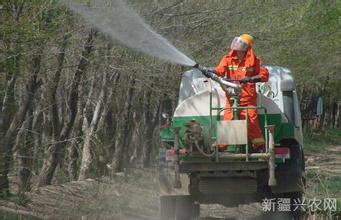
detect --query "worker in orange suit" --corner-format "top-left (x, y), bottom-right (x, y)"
top-left (207, 34), bottom-right (269, 152)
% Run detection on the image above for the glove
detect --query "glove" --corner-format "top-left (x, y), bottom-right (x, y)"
top-left (194, 64), bottom-right (215, 78)
top-left (239, 75), bottom-right (262, 83)
top-left (202, 67), bottom-right (215, 78)
top-left (239, 77), bottom-right (252, 83)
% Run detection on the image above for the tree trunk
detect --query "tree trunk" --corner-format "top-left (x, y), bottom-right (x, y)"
top-left (67, 65), bottom-right (95, 181)
top-left (129, 117), bottom-right (143, 165)
top-left (334, 101), bottom-right (340, 128)
top-left (96, 86), bottom-right (115, 175)
top-left (38, 30), bottom-right (95, 186)
top-left (111, 78), bottom-right (135, 173)
top-left (331, 102), bottom-right (337, 128)
top-left (78, 72), bottom-right (108, 180)
top-left (1, 30), bottom-right (21, 134)
top-left (318, 77), bottom-right (329, 130)
top-left (17, 107), bottom-right (34, 194)
top-left (0, 53), bottom-right (42, 195)
top-left (1, 75), bottom-right (17, 133)
top-left (67, 110), bottom-right (83, 181)
top-left (67, 142), bottom-right (79, 181)
top-left (142, 87), bottom-right (154, 168)
top-left (322, 105), bottom-right (329, 129)
top-left (32, 106), bottom-right (43, 175)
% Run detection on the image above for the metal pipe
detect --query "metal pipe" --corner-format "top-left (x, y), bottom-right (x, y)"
top-left (245, 109), bottom-right (249, 161)
top-left (194, 64), bottom-right (240, 89)
top-left (267, 125), bottom-right (277, 186)
top-left (173, 127), bottom-right (182, 188)
top-left (194, 140), bottom-right (216, 157)
top-left (213, 106), bottom-right (267, 110)
top-left (264, 111), bottom-right (269, 153)
top-left (218, 78), bottom-right (240, 89)
top-left (219, 152), bottom-right (270, 159)
top-left (209, 81), bottom-right (213, 147)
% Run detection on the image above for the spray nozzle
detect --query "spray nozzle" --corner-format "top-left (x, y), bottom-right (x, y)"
top-left (193, 64), bottom-right (241, 92)
top-left (193, 64), bottom-right (211, 74)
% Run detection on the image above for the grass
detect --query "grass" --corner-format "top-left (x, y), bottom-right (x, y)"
top-left (304, 169), bottom-right (341, 216)
top-left (0, 212), bottom-right (40, 220)
top-left (303, 128), bottom-right (341, 153)
top-left (303, 128), bottom-right (341, 214)
top-left (305, 170), bottom-right (341, 198)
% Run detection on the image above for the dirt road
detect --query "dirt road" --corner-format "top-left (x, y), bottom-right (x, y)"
top-left (305, 146), bottom-right (341, 175)
top-left (0, 147), bottom-right (340, 219)
top-left (0, 171), bottom-right (160, 220)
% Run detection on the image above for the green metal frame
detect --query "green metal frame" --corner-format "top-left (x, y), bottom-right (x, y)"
top-left (208, 89), bottom-right (269, 156)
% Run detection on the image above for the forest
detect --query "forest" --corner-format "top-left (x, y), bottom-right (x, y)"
top-left (0, 0), bottom-right (340, 218)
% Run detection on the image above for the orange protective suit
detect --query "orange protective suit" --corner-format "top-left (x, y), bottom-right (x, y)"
top-left (214, 48), bottom-right (269, 148)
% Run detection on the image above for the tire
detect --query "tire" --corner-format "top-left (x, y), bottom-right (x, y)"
top-left (287, 192), bottom-right (303, 220)
top-left (161, 195), bottom-right (200, 220)
top-left (175, 196), bottom-right (199, 220)
top-left (160, 196), bottom-right (176, 220)
top-left (175, 202), bottom-right (199, 220)
top-left (188, 174), bottom-right (200, 196)
top-left (276, 142), bottom-right (305, 193)
top-left (269, 191), bottom-right (303, 220)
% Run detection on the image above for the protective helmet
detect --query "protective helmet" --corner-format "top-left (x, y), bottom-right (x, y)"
top-left (239, 34), bottom-right (254, 45)
top-left (230, 34), bottom-right (254, 51)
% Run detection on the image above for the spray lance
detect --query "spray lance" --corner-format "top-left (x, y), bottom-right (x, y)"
top-left (193, 63), bottom-right (241, 95)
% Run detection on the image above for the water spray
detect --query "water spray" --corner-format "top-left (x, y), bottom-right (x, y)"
top-left (63, 0), bottom-right (196, 67)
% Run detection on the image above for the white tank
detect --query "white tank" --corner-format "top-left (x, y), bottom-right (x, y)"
top-left (174, 66), bottom-right (302, 133)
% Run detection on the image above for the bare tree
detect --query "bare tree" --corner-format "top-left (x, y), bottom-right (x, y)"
top-left (78, 71), bottom-right (108, 180)
top-left (38, 30), bottom-right (96, 186)
top-left (110, 77), bottom-right (136, 173)
top-left (0, 52), bottom-right (42, 195)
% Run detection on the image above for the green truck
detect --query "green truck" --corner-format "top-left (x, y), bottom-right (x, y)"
top-left (159, 66), bottom-right (305, 220)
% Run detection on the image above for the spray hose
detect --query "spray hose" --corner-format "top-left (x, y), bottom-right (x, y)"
top-left (194, 63), bottom-right (241, 94)
top-left (194, 140), bottom-right (216, 157)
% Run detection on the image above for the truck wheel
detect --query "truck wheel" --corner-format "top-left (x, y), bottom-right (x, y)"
top-left (175, 196), bottom-right (199, 220)
top-left (161, 195), bottom-right (199, 220)
top-left (287, 192), bottom-right (303, 220)
top-left (160, 195), bottom-right (176, 220)
top-left (270, 191), bottom-right (303, 220)
top-left (192, 203), bottom-right (200, 219)
top-left (188, 174), bottom-right (200, 196)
